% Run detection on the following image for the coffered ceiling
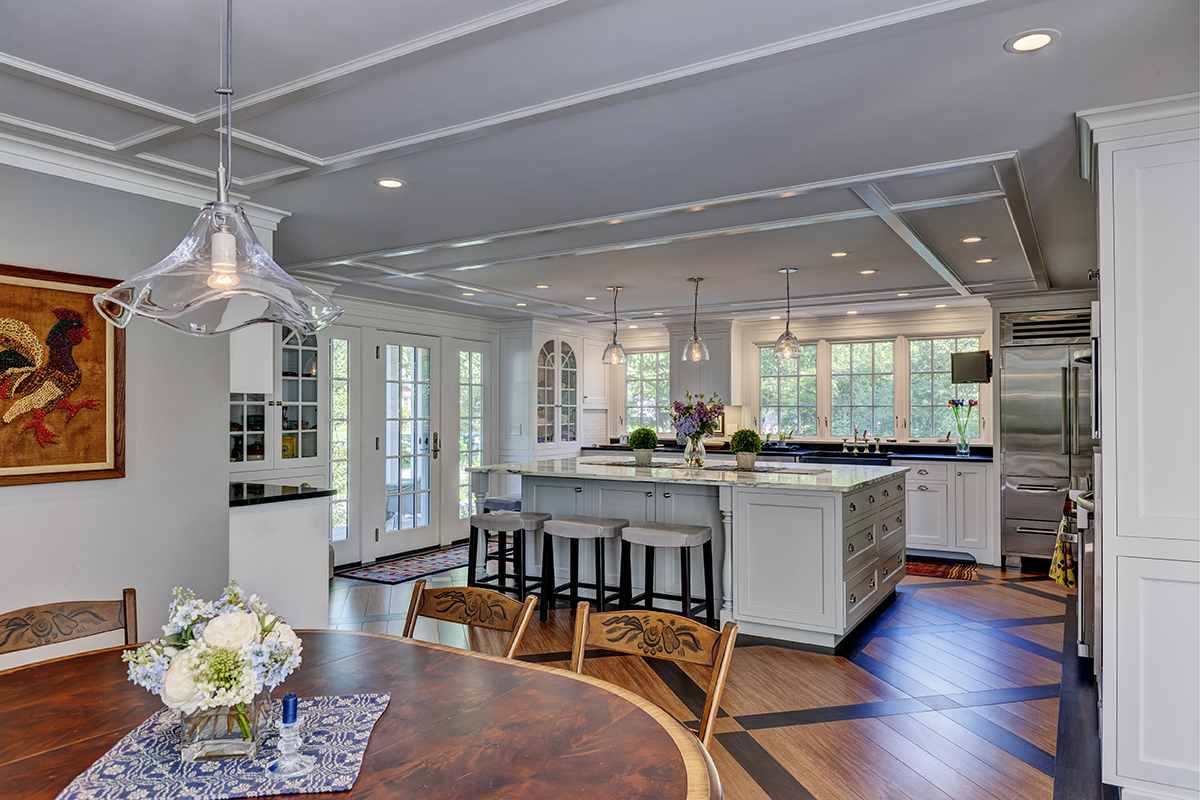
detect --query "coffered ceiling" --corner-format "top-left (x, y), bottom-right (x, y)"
top-left (0, 0), bottom-right (1195, 326)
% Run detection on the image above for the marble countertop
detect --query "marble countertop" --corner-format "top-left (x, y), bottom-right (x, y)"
top-left (469, 458), bottom-right (909, 493)
top-left (229, 482), bottom-right (337, 508)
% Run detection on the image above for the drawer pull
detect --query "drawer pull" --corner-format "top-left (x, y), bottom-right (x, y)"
top-left (957, 471), bottom-right (963, 476)
top-left (869, 495), bottom-right (875, 504)
top-left (883, 566), bottom-right (889, 576)
top-left (918, 469), bottom-right (929, 475)
top-left (883, 489), bottom-right (889, 498)
top-left (867, 532), bottom-right (874, 542)
top-left (869, 579), bottom-right (876, 588)
top-left (848, 543), bottom-right (855, 552)
top-left (849, 502), bottom-right (856, 512)
top-left (898, 483), bottom-right (903, 492)
top-left (896, 515), bottom-right (903, 524)
top-left (918, 485), bottom-right (928, 491)
top-left (646, 491), bottom-right (654, 497)
top-left (882, 524), bottom-right (888, 533)
top-left (896, 555), bottom-right (903, 564)
top-left (849, 593), bottom-right (857, 604)
top-left (575, 487), bottom-right (583, 493)
top-left (663, 492), bottom-right (672, 498)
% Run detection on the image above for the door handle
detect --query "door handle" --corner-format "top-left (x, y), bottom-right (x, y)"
top-left (918, 485), bottom-right (928, 491)
top-left (918, 469), bottom-right (928, 475)
top-left (1072, 366), bottom-right (1080, 455)
top-left (663, 492), bottom-right (672, 498)
top-left (1016, 526), bottom-right (1057, 535)
top-left (1061, 367), bottom-right (1070, 455)
top-left (646, 491), bottom-right (654, 497)
top-left (1015, 484), bottom-right (1063, 492)
top-left (431, 432), bottom-right (440, 459)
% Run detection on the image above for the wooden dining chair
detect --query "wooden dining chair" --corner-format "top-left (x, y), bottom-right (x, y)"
top-left (570, 602), bottom-right (737, 749)
top-left (403, 580), bottom-right (537, 659)
top-left (0, 588), bottom-right (137, 656)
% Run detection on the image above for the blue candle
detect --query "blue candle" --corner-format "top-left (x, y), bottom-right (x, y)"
top-left (282, 692), bottom-right (298, 724)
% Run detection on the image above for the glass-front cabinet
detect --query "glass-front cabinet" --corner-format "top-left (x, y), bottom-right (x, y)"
top-left (230, 326), bottom-right (328, 473)
top-left (533, 336), bottom-right (580, 456)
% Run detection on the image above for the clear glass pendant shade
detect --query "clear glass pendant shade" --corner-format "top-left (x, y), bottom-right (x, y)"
top-left (681, 335), bottom-right (709, 362)
top-left (93, 203), bottom-right (343, 336)
top-left (601, 339), bottom-right (627, 365)
top-left (773, 329), bottom-right (802, 360)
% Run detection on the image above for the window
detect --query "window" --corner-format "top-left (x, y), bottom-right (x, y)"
top-left (328, 338), bottom-right (351, 542)
top-left (385, 344), bottom-right (432, 530)
top-left (458, 350), bottom-right (483, 520)
top-left (909, 337), bottom-right (980, 439)
top-left (831, 341), bottom-right (894, 438)
top-left (759, 346), bottom-right (818, 436)
top-left (625, 351), bottom-right (672, 432)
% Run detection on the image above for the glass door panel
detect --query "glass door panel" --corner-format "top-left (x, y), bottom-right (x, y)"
top-left (280, 328), bottom-right (321, 464)
top-left (328, 329), bottom-right (360, 566)
top-left (229, 393), bottom-right (266, 467)
top-left (536, 340), bottom-right (555, 444)
top-left (560, 341), bottom-right (577, 443)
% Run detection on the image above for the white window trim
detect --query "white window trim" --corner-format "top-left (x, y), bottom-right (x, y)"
top-left (621, 349), bottom-right (673, 434)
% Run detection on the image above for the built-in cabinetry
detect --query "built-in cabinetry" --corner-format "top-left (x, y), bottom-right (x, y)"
top-left (903, 460), bottom-right (996, 564)
top-left (1082, 98), bottom-right (1199, 800)
top-left (666, 319), bottom-right (743, 406)
top-left (534, 334), bottom-right (581, 456)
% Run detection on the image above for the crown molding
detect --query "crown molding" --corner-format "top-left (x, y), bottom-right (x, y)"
top-left (1077, 93), bottom-right (1200, 183)
top-left (0, 132), bottom-right (290, 229)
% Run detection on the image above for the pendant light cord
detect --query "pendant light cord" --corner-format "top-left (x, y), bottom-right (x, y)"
top-left (217, 0), bottom-right (234, 201)
top-left (611, 286), bottom-right (619, 342)
top-left (692, 278), bottom-right (700, 338)
top-left (785, 270), bottom-right (792, 332)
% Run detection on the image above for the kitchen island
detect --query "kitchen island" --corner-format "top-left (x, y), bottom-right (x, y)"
top-left (470, 458), bottom-right (909, 648)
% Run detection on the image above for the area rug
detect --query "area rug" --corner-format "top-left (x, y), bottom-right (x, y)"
top-left (339, 541), bottom-right (499, 585)
top-left (904, 556), bottom-right (980, 581)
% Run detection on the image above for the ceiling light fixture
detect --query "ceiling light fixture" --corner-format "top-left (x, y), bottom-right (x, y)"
top-left (653, 312), bottom-right (663, 316)
top-left (461, 292), bottom-right (474, 296)
top-left (773, 268), bottom-right (802, 360)
top-left (860, 269), bottom-right (877, 275)
top-left (682, 277), bottom-right (709, 362)
top-left (629, 325), bottom-right (638, 329)
top-left (770, 315), bottom-right (781, 320)
top-left (897, 292), bottom-right (911, 297)
top-left (935, 304), bottom-right (948, 308)
top-left (960, 236), bottom-right (984, 243)
top-left (846, 310), bottom-right (858, 315)
top-left (516, 303), bottom-right (527, 307)
top-left (601, 286), bottom-right (627, 365)
top-left (974, 258), bottom-right (995, 264)
top-left (830, 252), bottom-right (849, 258)
top-left (376, 178), bottom-right (405, 189)
top-left (1005, 29), bottom-right (1059, 52)
top-left (92, 0), bottom-right (341, 336)
top-left (585, 296), bottom-right (597, 300)
top-left (536, 284), bottom-right (550, 289)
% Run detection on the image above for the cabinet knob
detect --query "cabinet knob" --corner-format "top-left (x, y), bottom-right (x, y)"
top-left (869, 579), bottom-right (876, 588)
top-left (898, 484), bottom-right (903, 492)
top-left (849, 593), bottom-right (857, 604)
top-left (882, 524), bottom-right (888, 532)
top-left (867, 532), bottom-right (874, 541)
top-left (918, 469), bottom-right (929, 475)
top-left (869, 495), bottom-right (875, 504)
top-left (849, 503), bottom-right (856, 512)
top-left (663, 492), bottom-right (672, 498)
top-left (896, 515), bottom-right (903, 525)
top-left (575, 487), bottom-right (583, 493)
top-left (918, 485), bottom-right (928, 491)
top-left (883, 489), bottom-right (889, 498)
top-left (957, 471), bottom-right (963, 476)
top-left (896, 554), bottom-right (903, 564)
top-left (847, 542), bottom-right (855, 552)
top-left (883, 567), bottom-right (889, 576)
top-left (646, 491), bottom-right (654, 497)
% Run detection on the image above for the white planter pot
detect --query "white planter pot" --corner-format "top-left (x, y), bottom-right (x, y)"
top-left (632, 449), bottom-right (654, 466)
top-left (735, 452), bottom-right (757, 470)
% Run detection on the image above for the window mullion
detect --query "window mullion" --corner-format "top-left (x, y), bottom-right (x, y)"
top-left (894, 336), bottom-right (910, 441)
top-left (816, 339), bottom-right (831, 438)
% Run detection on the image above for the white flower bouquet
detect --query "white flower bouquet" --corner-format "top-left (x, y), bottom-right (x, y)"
top-left (123, 582), bottom-right (302, 756)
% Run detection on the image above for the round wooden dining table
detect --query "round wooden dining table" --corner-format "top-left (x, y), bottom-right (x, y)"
top-left (0, 630), bottom-right (720, 799)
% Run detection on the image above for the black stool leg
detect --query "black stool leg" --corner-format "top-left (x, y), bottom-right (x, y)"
top-left (498, 531), bottom-right (509, 591)
top-left (680, 546), bottom-right (692, 620)
top-left (569, 539), bottom-right (580, 608)
top-left (514, 529), bottom-right (526, 601)
top-left (540, 532), bottom-right (554, 621)
top-left (620, 540), bottom-right (632, 608)
top-left (467, 525), bottom-right (480, 588)
top-left (595, 538), bottom-right (607, 612)
top-left (644, 546), bottom-right (656, 611)
top-left (703, 539), bottom-right (716, 627)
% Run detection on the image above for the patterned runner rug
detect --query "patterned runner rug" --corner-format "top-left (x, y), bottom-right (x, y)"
top-left (905, 557), bottom-right (980, 581)
top-left (339, 541), bottom-right (498, 585)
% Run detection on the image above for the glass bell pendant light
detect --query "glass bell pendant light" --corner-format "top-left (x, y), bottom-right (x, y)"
top-left (600, 285), bottom-right (627, 365)
top-left (681, 277), bottom-right (710, 362)
top-left (92, 0), bottom-right (343, 337)
top-left (773, 268), bottom-right (802, 360)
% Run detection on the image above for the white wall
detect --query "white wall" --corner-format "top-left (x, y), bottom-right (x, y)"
top-left (0, 164), bottom-right (230, 669)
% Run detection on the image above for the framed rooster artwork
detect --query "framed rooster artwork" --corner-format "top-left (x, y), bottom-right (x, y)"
top-left (0, 263), bottom-right (125, 486)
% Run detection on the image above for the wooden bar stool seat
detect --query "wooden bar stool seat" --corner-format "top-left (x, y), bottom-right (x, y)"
top-left (619, 522), bottom-right (716, 627)
top-left (468, 511), bottom-right (551, 601)
top-left (540, 515), bottom-right (628, 621)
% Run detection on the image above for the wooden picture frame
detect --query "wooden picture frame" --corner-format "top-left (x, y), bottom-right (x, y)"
top-left (0, 264), bottom-right (125, 486)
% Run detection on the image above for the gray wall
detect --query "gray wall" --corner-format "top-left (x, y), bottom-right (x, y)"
top-left (0, 164), bottom-right (230, 669)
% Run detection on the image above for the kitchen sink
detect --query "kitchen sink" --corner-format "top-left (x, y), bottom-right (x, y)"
top-left (798, 451), bottom-right (892, 466)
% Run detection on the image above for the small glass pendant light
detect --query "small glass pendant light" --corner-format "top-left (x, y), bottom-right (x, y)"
top-left (681, 277), bottom-right (709, 362)
top-left (601, 285), bottom-right (627, 365)
top-left (773, 268), bottom-right (802, 360)
top-left (92, 0), bottom-right (342, 337)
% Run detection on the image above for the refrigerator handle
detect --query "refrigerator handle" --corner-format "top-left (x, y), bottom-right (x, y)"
top-left (1091, 335), bottom-right (1101, 439)
top-left (1072, 367), bottom-right (1081, 455)
top-left (1061, 367), bottom-right (1070, 455)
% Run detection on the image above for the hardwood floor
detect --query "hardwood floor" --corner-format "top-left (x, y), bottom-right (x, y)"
top-left (329, 561), bottom-right (1103, 800)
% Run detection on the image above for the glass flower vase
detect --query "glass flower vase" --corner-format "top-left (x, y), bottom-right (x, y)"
top-left (683, 436), bottom-right (705, 467)
top-left (956, 435), bottom-right (970, 457)
top-left (180, 691), bottom-right (270, 761)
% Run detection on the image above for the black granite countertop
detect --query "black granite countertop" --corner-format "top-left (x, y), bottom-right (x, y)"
top-left (230, 482), bottom-right (337, 508)
top-left (581, 442), bottom-right (992, 462)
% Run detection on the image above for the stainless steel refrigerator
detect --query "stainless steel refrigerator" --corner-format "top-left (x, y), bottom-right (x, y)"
top-left (1000, 309), bottom-right (1095, 558)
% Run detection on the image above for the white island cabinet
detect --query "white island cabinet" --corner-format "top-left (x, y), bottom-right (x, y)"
top-left (470, 458), bottom-right (908, 648)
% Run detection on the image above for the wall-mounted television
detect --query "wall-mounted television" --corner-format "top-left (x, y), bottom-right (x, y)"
top-left (951, 350), bottom-right (993, 383)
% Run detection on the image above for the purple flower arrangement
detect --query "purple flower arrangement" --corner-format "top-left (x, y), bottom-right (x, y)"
top-left (949, 398), bottom-right (978, 441)
top-left (671, 391), bottom-right (725, 439)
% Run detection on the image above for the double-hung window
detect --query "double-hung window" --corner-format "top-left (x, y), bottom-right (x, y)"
top-left (625, 351), bottom-right (672, 433)
top-left (908, 337), bottom-right (981, 439)
top-left (830, 341), bottom-right (894, 438)
top-left (759, 345), bottom-right (818, 436)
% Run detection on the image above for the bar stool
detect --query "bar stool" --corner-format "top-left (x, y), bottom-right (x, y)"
top-left (540, 516), bottom-right (628, 621)
top-left (482, 494), bottom-right (521, 512)
top-left (619, 522), bottom-right (716, 627)
top-left (468, 511), bottom-right (551, 601)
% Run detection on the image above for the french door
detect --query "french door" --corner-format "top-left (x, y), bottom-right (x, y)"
top-left (370, 331), bottom-right (441, 558)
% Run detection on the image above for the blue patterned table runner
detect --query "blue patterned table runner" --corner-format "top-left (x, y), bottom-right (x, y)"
top-left (56, 693), bottom-right (390, 800)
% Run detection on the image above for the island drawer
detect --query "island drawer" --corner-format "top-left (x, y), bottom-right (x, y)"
top-left (844, 518), bottom-right (879, 575)
top-left (843, 484), bottom-right (885, 523)
top-left (906, 462), bottom-right (949, 482)
top-left (845, 564), bottom-right (882, 629)
top-left (880, 544), bottom-right (906, 591)
top-left (878, 500), bottom-right (905, 551)
top-left (876, 481), bottom-right (905, 505)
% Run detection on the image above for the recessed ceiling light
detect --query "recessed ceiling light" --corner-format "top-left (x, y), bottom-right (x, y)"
top-left (536, 285), bottom-right (550, 289)
top-left (585, 296), bottom-right (597, 300)
top-left (376, 178), bottom-right (405, 189)
top-left (629, 325), bottom-right (638, 329)
top-left (935, 304), bottom-right (948, 308)
top-left (653, 312), bottom-right (663, 315)
top-left (607, 219), bottom-right (623, 225)
top-left (461, 292), bottom-right (474, 296)
top-left (516, 302), bottom-right (527, 307)
top-left (779, 191), bottom-right (798, 198)
top-left (961, 236), bottom-right (984, 243)
top-left (859, 269), bottom-right (877, 275)
top-left (897, 292), bottom-right (911, 297)
top-left (689, 206), bottom-right (707, 212)
top-left (846, 310), bottom-right (858, 315)
top-left (1005, 29), bottom-right (1059, 53)
top-left (830, 252), bottom-right (849, 258)
top-left (770, 315), bottom-right (781, 320)
top-left (974, 258), bottom-right (995, 264)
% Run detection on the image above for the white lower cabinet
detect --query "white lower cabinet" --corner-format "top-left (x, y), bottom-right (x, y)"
top-left (954, 464), bottom-right (990, 550)
top-left (903, 460), bottom-right (995, 562)
top-left (906, 479), bottom-right (951, 548)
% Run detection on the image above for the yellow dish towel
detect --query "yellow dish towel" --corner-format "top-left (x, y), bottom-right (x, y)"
top-left (1049, 516), bottom-right (1076, 588)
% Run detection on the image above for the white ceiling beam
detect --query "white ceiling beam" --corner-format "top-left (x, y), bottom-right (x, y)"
top-left (852, 184), bottom-right (971, 296)
top-left (991, 157), bottom-right (1050, 291)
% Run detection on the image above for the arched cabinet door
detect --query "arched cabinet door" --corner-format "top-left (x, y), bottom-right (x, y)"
top-left (559, 341), bottom-right (577, 444)
top-left (536, 340), bottom-right (557, 445)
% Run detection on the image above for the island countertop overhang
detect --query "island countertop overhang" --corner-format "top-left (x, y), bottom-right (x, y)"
top-left (469, 458), bottom-right (909, 493)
